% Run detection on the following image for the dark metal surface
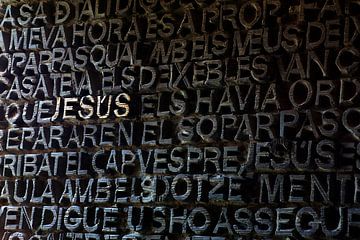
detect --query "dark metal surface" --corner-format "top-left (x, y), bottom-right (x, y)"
top-left (0, 0), bottom-right (359, 239)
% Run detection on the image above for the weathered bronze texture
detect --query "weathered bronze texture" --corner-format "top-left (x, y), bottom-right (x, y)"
top-left (0, 0), bottom-right (359, 239)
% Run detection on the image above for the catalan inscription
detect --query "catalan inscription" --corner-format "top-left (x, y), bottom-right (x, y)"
top-left (0, 0), bottom-right (359, 239)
